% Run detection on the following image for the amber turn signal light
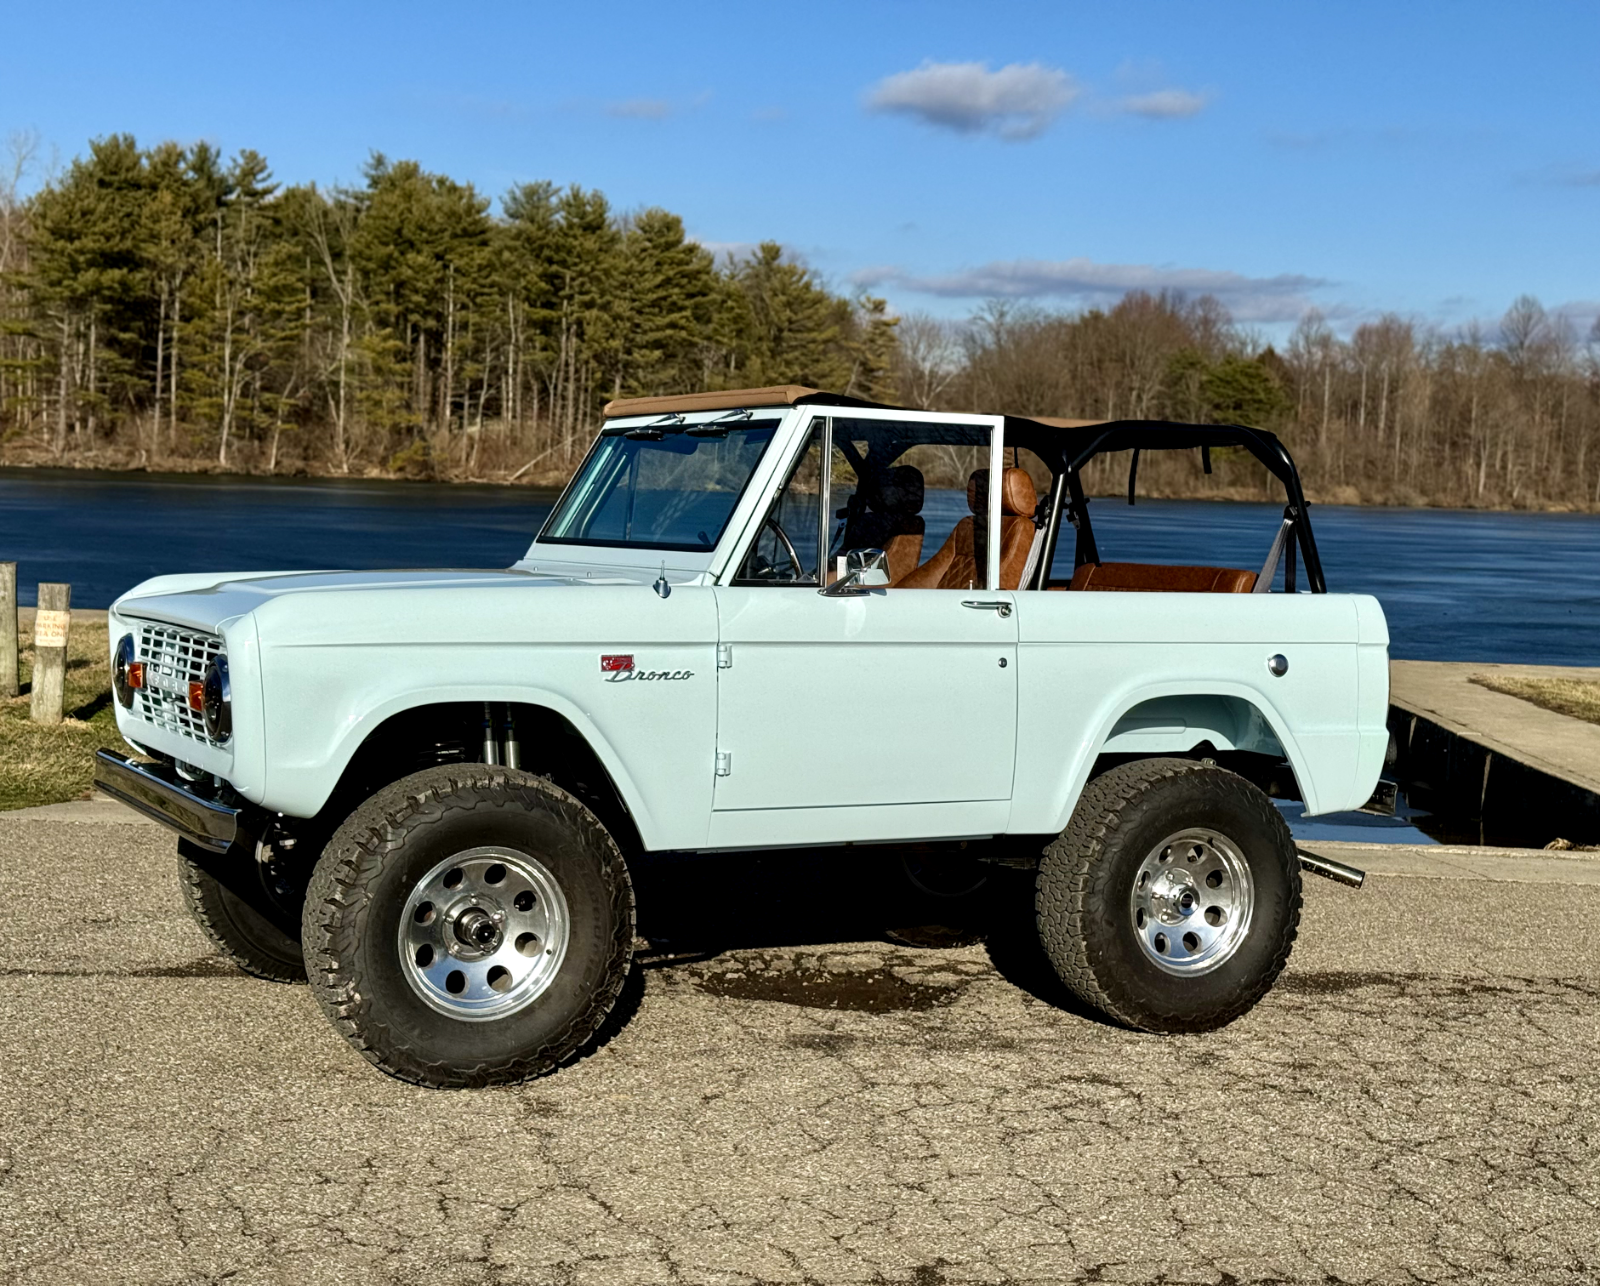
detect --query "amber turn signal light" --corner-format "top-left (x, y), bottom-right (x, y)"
top-left (125, 661), bottom-right (145, 690)
top-left (187, 681), bottom-right (206, 712)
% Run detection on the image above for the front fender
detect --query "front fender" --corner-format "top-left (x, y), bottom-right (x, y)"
top-left (256, 641), bottom-right (717, 850)
top-left (282, 681), bottom-right (656, 830)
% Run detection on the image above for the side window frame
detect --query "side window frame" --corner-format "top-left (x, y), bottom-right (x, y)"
top-left (728, 415), bottom-right (827, 587)
top-left (722, 407), bottom-right (1005, 590)
top-left (829, 410), bottom-right (1004, 591)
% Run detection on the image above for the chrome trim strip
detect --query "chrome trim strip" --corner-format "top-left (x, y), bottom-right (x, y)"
top-left (93, 749), bottom-right (238, 853)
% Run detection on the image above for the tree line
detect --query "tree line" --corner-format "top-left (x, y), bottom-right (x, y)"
top-left (0, 133), bottom-right (897, 480)
top-left (901, 291), bottom-right (1600, 510)
top-left (2, 132), bottom-right (1597, 509)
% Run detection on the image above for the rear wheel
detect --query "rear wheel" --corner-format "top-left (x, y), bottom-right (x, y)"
top-left (302, 765), bottom-right (634, 1088)
top-left (1036, 758), bottom-right (1300, 1032)
top-left (177, 839), bottom-right (307, 983)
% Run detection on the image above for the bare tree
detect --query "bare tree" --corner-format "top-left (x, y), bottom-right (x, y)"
top-left (894, 312), bottom-right (962, 409)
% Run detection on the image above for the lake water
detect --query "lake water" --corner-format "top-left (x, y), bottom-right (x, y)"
top-left (5, 466), bottom-right (1595, 847)
top-left (4, 467), bottom-right (1596, 667)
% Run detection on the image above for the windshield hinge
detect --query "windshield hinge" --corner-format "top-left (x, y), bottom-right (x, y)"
top-left (717, 643), bottom-right (733, 670)
top-left (715, 751), bottom-right (733, 777)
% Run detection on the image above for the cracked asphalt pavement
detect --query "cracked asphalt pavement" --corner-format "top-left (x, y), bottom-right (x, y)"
top-left (1, 816), bottom-right (1597, 1286)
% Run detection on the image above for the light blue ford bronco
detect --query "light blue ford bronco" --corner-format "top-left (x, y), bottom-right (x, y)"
top-left (96, 386), bottom-right (1388, 1087)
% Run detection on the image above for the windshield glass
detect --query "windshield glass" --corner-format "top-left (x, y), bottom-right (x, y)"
top-left (539, 418), bottom-right (781, 551)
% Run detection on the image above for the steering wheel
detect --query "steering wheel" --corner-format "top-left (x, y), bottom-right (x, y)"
top-left (757, 515), bottom-right (804, 581)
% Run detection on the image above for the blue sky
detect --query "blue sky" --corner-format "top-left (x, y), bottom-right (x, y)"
top-left (4, 0), bottom-right (1597, 335)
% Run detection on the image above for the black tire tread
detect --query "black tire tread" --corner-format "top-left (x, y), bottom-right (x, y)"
top-left (1037, 757), bottom-right (1300, 1032)
top-left (302, 765), bottom-right (634, 1088)
top-left (177, 847), bottom-right (307, 984)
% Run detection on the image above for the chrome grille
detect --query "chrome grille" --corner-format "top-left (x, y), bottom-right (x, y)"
top-left (132, 622), bottom-right (225, 746)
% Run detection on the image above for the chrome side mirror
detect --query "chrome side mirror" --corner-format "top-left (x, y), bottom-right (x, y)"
top-left (819, 548), bottom-right (890, 597)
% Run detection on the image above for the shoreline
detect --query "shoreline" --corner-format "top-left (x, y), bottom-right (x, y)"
top-left (3, 456), bottom-right (1597, 515)
top-left (0, 454), bottom-right (571, 492)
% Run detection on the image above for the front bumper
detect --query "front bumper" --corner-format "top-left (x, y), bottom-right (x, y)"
top-left (93, 750), bottom-right (240, 853)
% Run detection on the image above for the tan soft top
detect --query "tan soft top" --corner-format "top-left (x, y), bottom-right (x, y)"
top-left (603, 386), bottom-right (823, 418)
top-left (603, 386), bottom-right (1110, 427)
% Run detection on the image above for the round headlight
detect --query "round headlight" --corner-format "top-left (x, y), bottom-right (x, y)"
top-left (113, 634), bottom-right (137, 709)
top-left (202, 657), bottom-right (232, 742)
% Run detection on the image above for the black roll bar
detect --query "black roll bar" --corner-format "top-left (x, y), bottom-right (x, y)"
top-left (1007, 417), bottom-right (1328, 594)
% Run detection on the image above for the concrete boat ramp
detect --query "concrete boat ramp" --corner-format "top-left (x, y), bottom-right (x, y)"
top-left (1389, 660), bottom-right (1600, 846)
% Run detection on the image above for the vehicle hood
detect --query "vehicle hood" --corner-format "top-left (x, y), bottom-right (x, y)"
top-left (112, 567), bottom-right (648, 633)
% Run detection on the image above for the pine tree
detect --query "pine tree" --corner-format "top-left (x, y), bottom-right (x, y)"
top-left (26, 135), bottom-right (152, 452)
top-left (843, 295), bottom-right (899, 403)
top-left (610, 208), bottom-right (716, 397)
top-left (729, 242), bottom-right (850, 390)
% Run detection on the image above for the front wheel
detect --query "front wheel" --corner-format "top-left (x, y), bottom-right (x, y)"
top-left (302, 766), bottom-right (635, 1088)
top-left (1036, 758), bottom-right (1300, 1033)
top-left (178, 839), bottom-right (308, 983)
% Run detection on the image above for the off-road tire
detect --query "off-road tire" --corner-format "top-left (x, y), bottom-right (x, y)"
top-left (178, 839), bottom-right (307, 983)
top-left (302, 765), bottom-right (634, 1088)
top-left (1036, 757), bottom-right (1300, 1033)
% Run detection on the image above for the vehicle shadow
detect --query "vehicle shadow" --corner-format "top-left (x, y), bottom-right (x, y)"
top-left (630, 847), bottom-right (990, 955)
top-left (624, 848), bottom-right (1107, 1025)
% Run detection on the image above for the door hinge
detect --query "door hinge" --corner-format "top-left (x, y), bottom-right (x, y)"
top-left (715, 751), bottom-right (733, 777)
top-left (717, 643), bottom-right (733, 669)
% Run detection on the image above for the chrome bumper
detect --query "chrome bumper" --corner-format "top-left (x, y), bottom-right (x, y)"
top-left (93, 749), bottom-right (239, 853)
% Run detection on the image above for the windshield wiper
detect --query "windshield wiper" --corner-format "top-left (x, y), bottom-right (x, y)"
top-left (614, 407), bottom-right (757, 440)
top-left (620, 411), bottom-right (685, 440)
top-left (686, 408), bottom-right (753, 438)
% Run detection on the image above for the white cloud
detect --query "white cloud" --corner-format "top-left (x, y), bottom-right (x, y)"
top-left (865, 60), bottom-right (1079, 141)
top-left (854, 257), bottom-right (1331, 324)
top-left (1552, 299), bottom-right (1600, 336)
top-left (1116, 88), bottom-right (1210, 120)
top-left (606, 98), bottom-right (674, 120)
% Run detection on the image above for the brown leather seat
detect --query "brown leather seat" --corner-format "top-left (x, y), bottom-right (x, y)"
top-left (1061, 562), bottom-right (1258, 593)
top-left (896, 467), bottom-right (1038, 590)
top-left (840, 466), bottom-right (926, 583)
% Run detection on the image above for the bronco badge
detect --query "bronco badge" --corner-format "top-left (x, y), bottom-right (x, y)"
top-left (600, 654), bottom-right (692, 683)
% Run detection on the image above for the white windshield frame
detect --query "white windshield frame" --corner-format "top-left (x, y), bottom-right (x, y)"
top-left (520, 406), bottom-right (810, 581)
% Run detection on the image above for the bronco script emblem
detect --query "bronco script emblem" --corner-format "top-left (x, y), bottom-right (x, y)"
top-left (600, 654), bottom-right (693, 683)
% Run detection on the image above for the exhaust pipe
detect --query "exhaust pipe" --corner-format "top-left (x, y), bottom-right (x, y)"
top-left (1298, 850), bottom-right (1365, 889)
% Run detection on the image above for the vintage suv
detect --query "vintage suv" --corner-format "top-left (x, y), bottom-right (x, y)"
top-left (95, 387), bottom-right (1389, 1087)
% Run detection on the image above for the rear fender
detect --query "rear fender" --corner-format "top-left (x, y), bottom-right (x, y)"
top-left (1047, 685), bottom-right (1318, 832)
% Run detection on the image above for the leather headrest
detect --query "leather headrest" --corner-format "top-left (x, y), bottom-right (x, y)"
top-left (874, 466), bottom-right (924, 516)
top-left (1001, 466), bottom-right (1037, 516)
top-left (967, 467), bottom-right (1037, 517)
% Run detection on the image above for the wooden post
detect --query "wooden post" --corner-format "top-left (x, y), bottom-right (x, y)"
top-left (29, 583), bottom-right (71, 725)
top-left (0, 563), bottom-right (16, 698)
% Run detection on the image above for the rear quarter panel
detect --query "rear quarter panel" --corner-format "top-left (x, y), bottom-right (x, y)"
top-left (1011, 592), bottom-right (1381, 831)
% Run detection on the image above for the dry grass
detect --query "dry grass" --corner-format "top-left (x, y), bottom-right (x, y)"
top-left (0, 620), bottom-right (126, 810)
top-left (1469, 673), bottom-right (1600, 727)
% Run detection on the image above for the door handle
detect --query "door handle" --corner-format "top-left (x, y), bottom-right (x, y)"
top-left (961, 599), bottom-right (1013, 618)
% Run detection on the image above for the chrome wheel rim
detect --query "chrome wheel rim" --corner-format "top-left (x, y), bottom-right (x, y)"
top-left (1129, 828), bottom-right (1254, 976)
top-left (398, 847), bottom-right (571, 1021)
